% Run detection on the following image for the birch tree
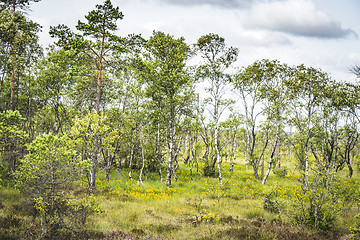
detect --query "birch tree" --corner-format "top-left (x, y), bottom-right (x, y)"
top-left (220, 113), bottom-right (242, 177)
top-left (231, 60), bottom-right (271, 180)
top-left (285, 65), bottom-right (329, 183)
top-left (259, 60), bottom-right (290, 184)
top-left (195, 33), bottom-right (238, 185)
top-left (142, 31), bottom-right (194, 188)
top-left (69, 111), bottom-right (118, 194)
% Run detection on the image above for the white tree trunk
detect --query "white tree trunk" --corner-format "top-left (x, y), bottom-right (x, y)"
top-left (128, 143), bottom-right (134, 179)
top-left (138, 128), bottom-right (145, 185)
top-left (215, 123), bottom-right (222, 185)
top-left (166, 108), bottom-right (176, 188)
top-left (157, 121), bottom-right (163, 182)
top-left (262, 129), bottom-right (279, 184)
top-left (305, 147), bottom-right (309, 183)
top-left (166, 139), bottom-right (174, 187)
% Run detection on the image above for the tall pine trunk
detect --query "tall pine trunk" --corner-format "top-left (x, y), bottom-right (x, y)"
top-left (10, 44), bottom-right (16, 111)
top-left (96, 27), bottom-right (105, 115)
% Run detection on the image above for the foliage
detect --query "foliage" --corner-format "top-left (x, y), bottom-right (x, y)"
top-left (70, 110), bottom-right (119, 192)
top-left (195, 33), bottom-right (238, 184)
top-left (291, 170), bottom-right (344, 231)
top-left (15, 133), bottom-right (92, 238)
top-left (350, 214), bottom-right (360, 239)
top-left (203, 163), bottom-right (217, 177)
top-left (0, 9), bottom-right (42, 112)
top-left (142, 30), bottom-right (195, 187)
top-left (0, 9), bottom-right (41, 54)
top-left (0, 0), bottom-right (41, 11)
top-left (231, 59), bottom-right (290, 181)
top-left (0, 110), bottom-right (27, 176)
top-left (50, 0), bottom-right (143, 114)
top-left (263, 192), bottom-right (281, 213)
top-left (273, 167), bottom-right (288, 178)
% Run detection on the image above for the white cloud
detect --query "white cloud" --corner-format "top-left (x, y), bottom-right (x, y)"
top-left (245, 0), bottom-right (357, 39)
top-left (237, 30), bottom-right (292, 47)
top-left (153, 0), bottom-right (253, 8)
top-left (27, 0), bottom-right (360, 83)
top-left (143, 21), bottom-right (164, 32)
top-left (348, 53), bottom-right (360, 63)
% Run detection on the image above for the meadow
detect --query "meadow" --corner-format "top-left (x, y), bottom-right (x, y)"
top-left (1, 157), bottom-right (359, 240)
top-left (88, 158), bottom-right (359, 239)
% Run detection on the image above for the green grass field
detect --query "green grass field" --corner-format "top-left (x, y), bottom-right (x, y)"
top-left (88, 159), bottom-right (359, 239)
top-left (1, 158), bottom-right (359, 239)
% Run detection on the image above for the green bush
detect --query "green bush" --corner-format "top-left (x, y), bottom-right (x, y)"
top-left (350, 214), bottom-right (360, 239)
top-left (263, 193), bottom-right (281, 213)
top-left (291, 172), bottom-right (343, 231)
top-left (203, 164), bottom-right (216, 177)
top-left (15, 133), bottom-right (93, 238)
top-left (273, 167), bottom-right (288, 178)
top-left (292, 200), bottom-right (337, 231)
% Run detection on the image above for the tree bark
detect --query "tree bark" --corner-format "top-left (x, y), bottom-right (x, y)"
top-left (254, 131), bottom-right (269, 180)
top-left (166, 104), bottom-right (175, 188)
top-left (277, 139), bottom-right (281, 169)
top-left (10, 56), bottom-right (15, 111)
top-left (89, 132), bottom-right (99, 194)
top-left (95, 25), bottom-right (106, 115)
top-left (166, 139), bottom-right (174, 187)
top-left (96, 65), bottom-right (102, 115)
top-left (157, 121), bottom-right (163, 182)
top-left (215, 121), bottom-right (222, 185)
top-left (138, 128), bottom-right (145, 185)
top-left (305, 146), bottom-right (309, 183)
top-left (244, 131), bottom-right (248, 170)
top-left (248, 127), bottom-right (257, 178)
top-left (128, 143), bottom-right (135, 179)
top-left (262, 128), bottom-right (279, 184)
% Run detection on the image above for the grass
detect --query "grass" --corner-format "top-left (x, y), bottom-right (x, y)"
top-left (84, 159), bottom-right (359, 239)
top-left (96, 162), bottom-right (301, 200)
top-left (1, 157), bottom-right (359, 239)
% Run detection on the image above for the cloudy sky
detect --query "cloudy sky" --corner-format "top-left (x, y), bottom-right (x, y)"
top-left (28, 0), bottom-right (360, 83)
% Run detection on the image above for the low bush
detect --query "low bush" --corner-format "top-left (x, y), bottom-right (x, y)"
top-left (273, 167), bottom-right (288, 178)
top-left (263, 193), bottom-right (281, 213)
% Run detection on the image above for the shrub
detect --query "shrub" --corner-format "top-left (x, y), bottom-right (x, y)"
top-left (290, 171), bottom-right (343, 231)
top-left (263, 193), bottom-right (281, 213)
top-left (0, 110), bottom-right (27, 175)
top-left (273, 167), bottom-right (288, 178)
top-left (203, 164), bottom-right (216, 177)
top-left (15, 133), bottom-right (94, 238)
top-left (350, 213), bottom-right (360, 239)
top-left (292, 199), bottom-right (337, 231)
